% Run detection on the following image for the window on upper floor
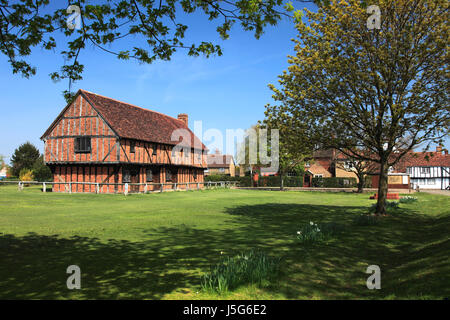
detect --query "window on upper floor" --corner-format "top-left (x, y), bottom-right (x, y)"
top-left (343, 161), bottom-right (353, 169)
top-left (74, 137), bottom-right (91, 153)
top-left (130, 141), bottom-right (135, 153)
top-left (152, 145), bottom-right (157, 156)
top-left (421, 167), bottom-right (431, 174)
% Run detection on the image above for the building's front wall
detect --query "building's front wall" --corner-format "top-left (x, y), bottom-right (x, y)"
top-left (44, 94), bottom-right (206, 193)
top-left (408, 166), bottom-right (450, 190)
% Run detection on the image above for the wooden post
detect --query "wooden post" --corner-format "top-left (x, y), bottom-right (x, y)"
top-left (124, 183), bottom-right (129, 196)
top-left (69, 182), bottom-right (72, 194)
top-left (18, 182), bottom-right (22, 191)
top-left (160, 183), bottom-right (163, 193)
top-left (96, 183), bottom-right (100, 194)
top-left (43, 182), bottom-right (46, 193)
top-left (174, 183), bottom-right (177, 191)
top-left (197, 182), bottom-right (199, 190)
top-left (144, 183), bottom-right (148, 193)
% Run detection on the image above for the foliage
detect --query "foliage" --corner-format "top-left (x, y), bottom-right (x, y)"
top-left (0, 0), bottom-right (322, 99)
top-left (201, 250), bottom-right (281, 294)
top-left (19, 168), bottom-right (34, 182)
top-left (10, 142), bottom-right (40, 177)
top-left (399, 196), bottom-right (418, 204)
top-left (369, 201), bottom-right (399, 214)
top-left (264, 0), bottom-right (449, 214)
top-left (353, 214), bottom-right (379, 226)
top-left (311, 177), bottom-right (357, 188)
top-left (32, 155), bottom-right (52, 182)
top-left (258, 175), bottom-right (303, 187)
top-left (296, 221), bottom-right (343, 245)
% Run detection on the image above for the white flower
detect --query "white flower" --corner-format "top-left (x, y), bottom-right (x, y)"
top-left (310, 221), bottom-right (314, 225)
top-left (297, 231), bottom-right (301, 235)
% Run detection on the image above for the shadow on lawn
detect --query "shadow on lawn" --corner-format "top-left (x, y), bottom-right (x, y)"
top-left (1, 202), bottom-right (448, 299)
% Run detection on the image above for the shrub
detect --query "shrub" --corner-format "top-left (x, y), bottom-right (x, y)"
top-left (311, 177), bottom-right (357, 188)
top-left (369, 201), bottom-right (400, 214)
top-left (296, 221), bottom-right (343, 245)
top-left (353, 214), bottom-right (379, 226)
top-left (19, 169), bottom-right (34, 182)
top-left (399, 196), bottom-right (418, 204)
top-left (201, 250), bottom-right (281, 294)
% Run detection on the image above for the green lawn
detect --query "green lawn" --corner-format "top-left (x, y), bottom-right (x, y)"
top-left (0, 185), bottom-right (449, 299)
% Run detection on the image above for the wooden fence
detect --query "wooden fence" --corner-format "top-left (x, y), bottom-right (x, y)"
top-left (0, 180), bottom-right (238, 195)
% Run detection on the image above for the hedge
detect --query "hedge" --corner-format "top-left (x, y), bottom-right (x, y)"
top-left (311, 177), bottom-right (357, 188)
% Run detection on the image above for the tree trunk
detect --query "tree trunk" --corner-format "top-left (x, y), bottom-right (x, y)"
top-left (375, 162), bottom-right (389, 215)
top-left (280, 174), bottom-right (284, 191)
top-left (357, 173), bottom-right (365, 193)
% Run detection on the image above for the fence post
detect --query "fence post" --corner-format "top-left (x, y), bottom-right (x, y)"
top-left (96, 183), bottom-right (99, 194)
top-left (144, 183), bottom-right (148, 193)
top-left (174, 183), bottom-right (177, 191)
top-left (18, 182), bottom-right (22, 191)
top-left (43, 182), bottom-right (46, 193)
top-left (160, 183), bottom-right (163, 193)
top-left (69, 182), bottom-right (72, 194)
top-left (124, 183), bottom-right (129, 196)
top-left (186, 182), bottom-right (189, 190)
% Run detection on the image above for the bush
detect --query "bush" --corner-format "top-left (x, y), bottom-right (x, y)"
top-left (201, 250), bottom-right (281, 294)
top-left (353, 214), bottom-right (379, 226)
top-left (296, 221), bottom-right (343, 245)
top-left (311, 177), bottom-right (357, 188)
top-left (399, 196), bottom-right (418, 204)
top-left (258, 176), bottom-right (303, 187)
top-left (369, 201), bottom-right (400, 214)
top-left (32, 155), bottom-right (52, 182)
top-left (19, 169), bottom-right (34, 184)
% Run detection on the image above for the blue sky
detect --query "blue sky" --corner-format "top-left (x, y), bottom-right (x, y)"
top-left (0, 2), bottom-right (448, 164)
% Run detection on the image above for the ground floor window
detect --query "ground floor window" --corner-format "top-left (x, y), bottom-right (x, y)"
top-left (122, 169), bottom-right (131, 183)
top-left (193, 170), bottom-right (197, 181)
top-left (427, 178), bottom-right (435, 185)
top-left (146, 169), bottom-right (153, 182)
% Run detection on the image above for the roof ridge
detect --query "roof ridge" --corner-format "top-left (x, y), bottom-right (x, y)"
top-left (80, 89), bottom-right (186, 127)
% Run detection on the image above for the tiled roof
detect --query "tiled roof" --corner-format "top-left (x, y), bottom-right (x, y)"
top-left (397, 151), bottom-right (450, 169)
top-left (207, 154), bottom-right (234, 168)
top-left (80, 90), bottom-right (206, 150)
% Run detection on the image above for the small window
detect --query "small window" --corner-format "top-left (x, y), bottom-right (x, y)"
top-left (287, 171), bottom-right (297, 177)
top-left (427, 178), bottom-right (435, 185)
top-left (152, 146), bottom-right (157, 156)
top-left (123, 169), bottom-right (131, 183)
top-left (193, 170), bottom-right (197, 181)
top-left (75, 137), bottom-right (91, 153)
top-left (420, 167), bottom-right (430, 174)
top-left (146, 169), bottom-right (153, 182)
top-left (165, 169), bottom-right (172, 182)
top-left (314, 174), bottom-right (323, 178)
top-left (130, 141), bottom-right (135, 153)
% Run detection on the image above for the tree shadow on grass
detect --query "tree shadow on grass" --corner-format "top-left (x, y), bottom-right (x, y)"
top-left (223, 203), bottom-right (450, 299)
top-left (1, 202), bottom-right (448, 299)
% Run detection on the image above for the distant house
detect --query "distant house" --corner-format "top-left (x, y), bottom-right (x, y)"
top-left (206, 149), bottom-right (235, 177)
top-left (396, 145), bottom-right (450, 190)
top-left (41, 89), bottom-right (207, 193)
top-left (303, 149), bottom-right (335, 186)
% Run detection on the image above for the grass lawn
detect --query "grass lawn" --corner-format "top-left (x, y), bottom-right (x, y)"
top-left (0, 185), bottom-right (449, 299)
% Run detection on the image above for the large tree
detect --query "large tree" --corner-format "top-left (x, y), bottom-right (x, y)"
top-left (0, 0), bottom-right (320, 101)
top-left (10, 141), bottom-right (40, 177)
top-left (265, 0), bottom-right (449, 214)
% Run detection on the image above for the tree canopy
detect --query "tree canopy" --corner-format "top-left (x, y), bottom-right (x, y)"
top-left (0, 0), bottom-right (320, 101)
top-left (10, 141), bottom-right (40, 177)
top-left (264, 0), bottom-right (449, 213)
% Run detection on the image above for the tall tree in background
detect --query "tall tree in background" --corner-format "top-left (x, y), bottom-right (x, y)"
top-left (10, 142), bottom-right (40, 177)
top-left (265, 0), bottom-right (449, 214)
top-left (0, 0), bottom-right (319, 101)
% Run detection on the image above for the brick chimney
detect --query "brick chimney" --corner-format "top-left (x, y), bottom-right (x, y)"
top-left (177, 113), bottom-right (188, 127)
